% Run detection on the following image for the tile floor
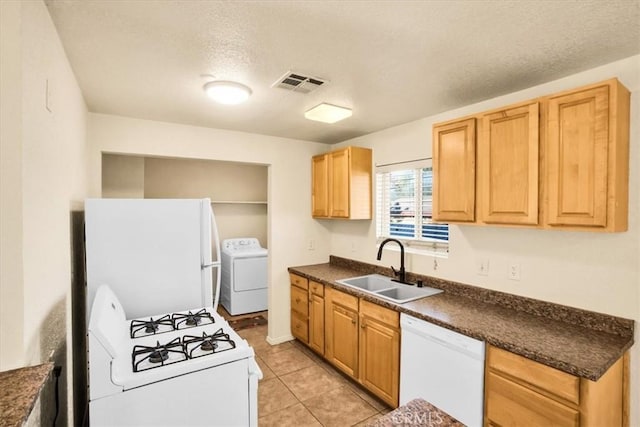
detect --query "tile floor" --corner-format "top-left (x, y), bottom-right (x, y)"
top-left (234, 324), bottom-right (392, 426)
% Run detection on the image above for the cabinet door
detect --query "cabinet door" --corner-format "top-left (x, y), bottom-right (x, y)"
top-left (433, 118), bottom-right (476, 222)
top-left (546, 85), bottom-right (609, 227)
top-left (312, 154), bottom-right (329, 217)
top-left (485, 372), bottom-right (579, 427)
top-left (480, 103), bottom-right (539, 225)
top-left (325, 296), bottom-right (358, 377)
top-left (329, 148), bottom-right (350, 218)
top-left (309, 293), bottom-right (325, 355)
top-left (290, 284), bottom-right (308, 343)
top-left (359, 316), bottom-right (399, 407)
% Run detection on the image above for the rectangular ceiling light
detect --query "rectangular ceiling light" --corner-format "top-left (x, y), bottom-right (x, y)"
top-left (304, 103), bottom-right (352, 124)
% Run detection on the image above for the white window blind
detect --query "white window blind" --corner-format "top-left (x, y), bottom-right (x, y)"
top-left (376, 159), bottom-right (448, 255)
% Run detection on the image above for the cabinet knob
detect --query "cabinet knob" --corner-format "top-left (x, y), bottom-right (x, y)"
top-left (351, 319), bottom-right (356, 325)
top-left (295, 297), bottom-right (300, 303)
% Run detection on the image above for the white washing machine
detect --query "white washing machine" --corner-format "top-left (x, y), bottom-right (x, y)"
top-left (220, 238), bottom-right (268, 315)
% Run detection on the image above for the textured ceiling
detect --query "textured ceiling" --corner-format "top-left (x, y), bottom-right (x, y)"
top-left (45, 0), bottom-right (640, 144)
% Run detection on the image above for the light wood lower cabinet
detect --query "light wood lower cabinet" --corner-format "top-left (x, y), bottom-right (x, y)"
top-left (308, 281), bottom-right (325, 355)
top-left (290, 274), bottom-right (309, 343)
top-left (294, 285), bottom-right (401, 408)
top-left (325, 287), bottom-right (359, 377)
top-left (358, 300), bottom-right (400, 407)
top-left (485, 345), bottom-right (625, 427)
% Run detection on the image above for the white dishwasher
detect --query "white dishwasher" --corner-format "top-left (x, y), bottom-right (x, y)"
top-left (400, 313), bottom-right (485, 427)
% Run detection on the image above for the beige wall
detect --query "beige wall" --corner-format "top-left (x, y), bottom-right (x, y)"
top-left (0, 1), bottom-right (89, 425)
top-left (102, 153), bottom-right (145, 198)
top-left (331, 55), bottom-right (640, 426)
top-left (87, 114), bottom-right (331, 345)
top-left (0, 0), bottom-right (25, 371)
top-left (143, 157), bottom-right (268, 247)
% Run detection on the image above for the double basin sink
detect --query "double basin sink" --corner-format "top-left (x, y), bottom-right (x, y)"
top-left (336, 274), bottom-right (442, 304)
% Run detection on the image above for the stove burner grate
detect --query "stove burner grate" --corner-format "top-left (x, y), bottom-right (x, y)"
top-left (132, 338), bottom-right (187, 372)
top-left (183, 328), bottom-right (236, 359)
top-left (130, 315), bottom-right (174, 338)
top-left (172, 309), bottom-right (215, 330)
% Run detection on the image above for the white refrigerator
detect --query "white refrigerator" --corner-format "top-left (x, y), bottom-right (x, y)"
top-left (84, 198), bottom-right (221, 320)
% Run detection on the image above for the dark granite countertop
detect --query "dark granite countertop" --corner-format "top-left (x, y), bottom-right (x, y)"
top-left (367, 398), bottom-right (464, 427)
top-left (289, 257), bottom-right (634, 381)
top-left (0, 363), bottom-right (53, 427)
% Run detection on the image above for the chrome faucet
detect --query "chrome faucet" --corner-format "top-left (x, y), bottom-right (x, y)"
top-left (377, 238), bottom-right (406, 284)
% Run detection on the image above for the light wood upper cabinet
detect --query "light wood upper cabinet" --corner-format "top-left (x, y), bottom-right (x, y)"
top-left (329, 148), bottom-right (350, 217)
top-left (312, 146), bottom-right (372, 219)
top-left (545, 80), bottom-right (630, 231)
top-left (432, 78), bottom-right (630, 232)
top-left (479, 102), bottom-right (539, 225)
top-left (433, 118), bottom-right (476, 222)
top-left (311, 154), bottom-right (329, 217)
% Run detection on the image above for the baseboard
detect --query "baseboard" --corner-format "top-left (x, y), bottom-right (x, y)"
top-left (266, 334), bottom-right (295, 345)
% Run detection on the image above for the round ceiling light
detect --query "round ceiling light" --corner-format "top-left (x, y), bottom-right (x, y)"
top-left (203, 81), bottom-right (252, 105)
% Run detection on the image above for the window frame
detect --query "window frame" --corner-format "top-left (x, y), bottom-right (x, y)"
top-left (375, 160), bottom-right (449, 256)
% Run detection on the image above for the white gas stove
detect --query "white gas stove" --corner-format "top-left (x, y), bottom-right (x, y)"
top-left (88, 285), bottom-right (262, 426)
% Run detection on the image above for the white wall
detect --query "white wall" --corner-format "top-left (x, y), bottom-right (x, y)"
top-left (87, 114), bottom-right (331, 343)
top-left (0, 0), bottom-right (89, 425)
top-left (330, 55), bottom-right (640, 426)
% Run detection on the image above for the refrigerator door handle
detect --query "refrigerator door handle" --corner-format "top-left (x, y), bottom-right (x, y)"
top-left (202, 261), bottom-right (220, 269)
top-left (208, 203), bottom-right (222, 311)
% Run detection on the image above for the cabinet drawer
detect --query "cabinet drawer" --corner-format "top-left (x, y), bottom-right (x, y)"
top-left (291, 312), bottom-right (308, 342)
top-left (488, 346), bottom-right (580, 404)
top-left (330, 288), bottom-right (358, 311)
top-left (291, 285), bottom-right (309, 316)
top-left (310, 280), bottom-right (324, 297)
top-left (360, 299), bottom-right (399, 328)
top-left (290, 273), bottom-right (309, 290)
top-left (486, 372), bottom-right (579, 427)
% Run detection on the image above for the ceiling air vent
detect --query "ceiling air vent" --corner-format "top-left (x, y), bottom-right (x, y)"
top-left (273, 71), bottom-right (327, 94)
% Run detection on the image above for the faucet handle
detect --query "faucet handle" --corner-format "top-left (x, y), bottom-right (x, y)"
top-left (391, 265), bottom-right (398, 276)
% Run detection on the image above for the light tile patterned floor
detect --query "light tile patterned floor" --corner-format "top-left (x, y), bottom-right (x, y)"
top-left (235, 324), bottom-right (392, 427)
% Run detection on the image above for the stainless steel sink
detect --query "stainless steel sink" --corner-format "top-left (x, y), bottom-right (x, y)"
top-left (375, 286), bottom-right (442, 303)
top-left (336, 274), bottom-right (398, 292)
top-left (336, 274), bottom-right (442, 304)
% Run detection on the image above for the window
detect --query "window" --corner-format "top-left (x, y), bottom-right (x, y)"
top-left (376, 163), bottom-right (448, 254)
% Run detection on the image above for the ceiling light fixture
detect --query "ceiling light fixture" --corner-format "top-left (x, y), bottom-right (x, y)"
top-left (304, 103), bottom-right (352, 124)
top-left (203, 81), bottom-right (252, 105)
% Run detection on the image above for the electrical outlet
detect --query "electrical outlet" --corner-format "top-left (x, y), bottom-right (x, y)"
top-left (476, 258), bottom-right (489, 276)
top-left (508, 263), bottom-right (521, 281)
top-left (308, 239), bottom-right (315, 250)
top-left (351, 241), bottom-right (356, 253)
